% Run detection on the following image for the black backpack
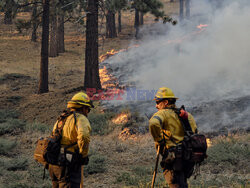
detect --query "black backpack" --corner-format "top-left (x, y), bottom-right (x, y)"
top-left (34, 110), bottom-right (76, 165)
top-left (174, 106), bottom-right (208, 164)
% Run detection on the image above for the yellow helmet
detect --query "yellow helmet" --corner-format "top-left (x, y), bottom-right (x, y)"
top-left (154, 87), bottom-right (178, 101)
top-left (67, 92), bottom-right (94, 109)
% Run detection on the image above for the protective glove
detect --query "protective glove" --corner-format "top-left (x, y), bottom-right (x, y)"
top-left (80, 156), bottom-right (89, 165)
top-left (156, 139), bottom-right (166, 156)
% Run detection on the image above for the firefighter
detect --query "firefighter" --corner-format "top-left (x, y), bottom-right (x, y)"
top-left (149, 87), bottom-right (197, 188)
top-left (48, 92), bottom-right (93, 188)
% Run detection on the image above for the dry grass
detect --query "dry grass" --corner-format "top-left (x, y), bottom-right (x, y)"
top-left (2, 2), bottom-right (249, 188)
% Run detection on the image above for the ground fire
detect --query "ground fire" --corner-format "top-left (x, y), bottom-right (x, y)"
top-left (206, 138), bottom-right (212, 147)
top-left (111, 113), bottom-right (129, 124)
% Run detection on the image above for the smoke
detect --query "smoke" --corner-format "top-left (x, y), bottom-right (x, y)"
top-left (106, 0), bottom-right (250, 105)
top-left (102, 0), bottom-right (250, 131)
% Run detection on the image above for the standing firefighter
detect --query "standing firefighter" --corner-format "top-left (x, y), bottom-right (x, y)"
top-left (149, 87), bottom-right (198, 188)
top-left (48, 92), bottom-right (93, 188)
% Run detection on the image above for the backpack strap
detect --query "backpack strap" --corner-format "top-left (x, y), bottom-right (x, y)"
top-left (169, 105), bottom-right (194, 137)
top-left (54, 110), bottom-right (72, 135)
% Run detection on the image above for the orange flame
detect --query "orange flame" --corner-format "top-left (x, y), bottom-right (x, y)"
top-left (118, 128), bottom-right (138, 141)
top-left (206, 138), bottom-right (212, 147)
top-left (99, 46), bottom-right (140, 63)
top-left (197, 24), bottom-right (208, 30)
top-left (99, 49), bottom-right (122, 89)
top-left (99, 49), bottom-right (120, 63)
top-left (99, 66), bottom-right (118, 89)
top-left (112, 113), bottom-right (129, 124)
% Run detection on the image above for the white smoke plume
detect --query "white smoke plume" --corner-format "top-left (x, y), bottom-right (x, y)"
top-left (102, 0), bottom-right (250, 131)
top-left (106, 0), bottom-right (250, 105)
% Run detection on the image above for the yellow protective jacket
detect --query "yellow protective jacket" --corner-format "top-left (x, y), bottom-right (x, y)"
top-left (52, 112), bottom-right (91, 157)
top-left (149, 106), bottom-right (197, 148)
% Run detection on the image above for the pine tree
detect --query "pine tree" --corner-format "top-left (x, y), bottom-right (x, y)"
top-left (179, 0), bottom-right (184, 21)
top-left (104, 0), bottom-right (127, 37)
top-left (38, 0), bottom-right (50, 94)
top-left (49, 0), bottom-right (58, 57)
top-left (84, 0), bottom-right (101, 89)
top-left (132, 0), bottom-right (164, 38)
top-left (186, 0), bottom-right (190, 19)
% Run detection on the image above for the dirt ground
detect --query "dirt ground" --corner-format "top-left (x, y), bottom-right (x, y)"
top-left (0, 13), bottom-right (134, 126)
top-left (1, 1), bottom-right (250, 187)
top-left (0, 4), bottom-right (176, 187)
top-left (0, 0), bottom-right (180, 125)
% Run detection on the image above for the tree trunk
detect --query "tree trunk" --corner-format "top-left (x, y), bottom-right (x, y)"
top-left (139, 12), bottom-right (144, 25)
top-left (57, 13), bottom-right (65, 53)
top-left (106, 10), bottom-right (117, 38)
top-left (49, 1), bottom-right (58, 57)
top-left (84, 0), bottom-right (101, 90)
top-left (134, 8), bottom-right (139, 28)
top-left (38, 0), bottom-right (50, 94)
top-left (134, 8), bottom-right (140, 39)
top-left (31, 2), bottom-right (38, 42)
top-left (4, 1), bottom-right (13, 25)
top-left (179, 0), bottom-right (184, 21)
top-left (118, 10), bottom-right (121, 33)
top-left (185, 0), bottom-right (190, 19)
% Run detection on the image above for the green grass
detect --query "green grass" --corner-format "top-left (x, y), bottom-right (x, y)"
top-left (0, 109), bottom-right (19, 123)
top-left (115, 165), bottom-right (156, 186)
top-left (0, 157), bottom-right (28, 171)
top-left (188, 134), bottom-right (250, 187)
top-left (0, 109), bottom-right (49, 134)
top-left (25, 122), bottom-right (51, 133)
top-left (0, 138), bottom-right (16, 155)
top-left (84, 153), bottom-right (107, 176)
top-left (116, 172), bottom-right (139, 186)
top-left (0, 118), bottom-right (26, 135)
top-left (88, 112), bottom-right (116, 135)
top-left (0, 73), bottom-right (30, 82)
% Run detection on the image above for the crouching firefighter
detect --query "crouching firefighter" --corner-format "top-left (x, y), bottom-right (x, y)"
top-left (149, 87), bottom-right (198, 188)
top-left (49, 92), bottom-right (93, 188)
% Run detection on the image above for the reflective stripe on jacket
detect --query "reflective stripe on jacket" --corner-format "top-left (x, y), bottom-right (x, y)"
top-left (52, 112), bottom-right (91, 157)
top-left (149, 107), bottom-right (197, 148)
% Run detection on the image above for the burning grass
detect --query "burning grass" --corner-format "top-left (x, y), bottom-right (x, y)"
top-left (112, 112), bottom-right (129, 125)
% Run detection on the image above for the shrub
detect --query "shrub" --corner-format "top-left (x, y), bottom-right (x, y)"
top-left (0, 73), bottom-right (29, 82)
top-left (0, 138), bottom-right (16, 155)
top-left (116, 166), bottom-right (154, 186)
top-left (6, 96), bottom-right (22, 104)
top-left (25, 122), bottom-right (51, 133)
top-left (88, 112), bottom-right (116, 135)
top-left (0, 109), bottom-right (19, 123)
top-left (26, 161), bottom-right (51, 187)
top-left (15, 19), bottom-right (31, 33)
top-left (189, 134), bottom-right (250, 187)
top-left (84, 154), bottom-right (107, 175)
top-left (116, 172), bottom-right (139, 186)
top-left (207, 136), bottom-right (250, 166)
top-left (0, 118), bottom-right (26, 135)
top-left (0, 157), bottom-right (28, 171)
top-left (132, 166), bottom-right (152, 177)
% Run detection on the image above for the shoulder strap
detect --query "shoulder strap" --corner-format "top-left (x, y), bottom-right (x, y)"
top-left (53, 110), bottom-right (78, 151)
top-left (54, 110), bottom-right (74, 135)
top-left (172, 105), bottom-right (194, 137)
